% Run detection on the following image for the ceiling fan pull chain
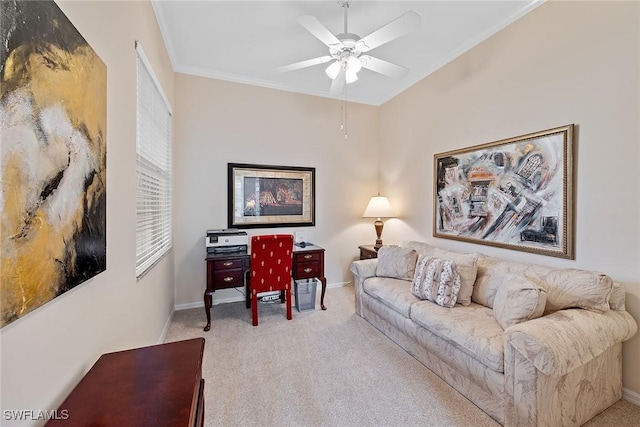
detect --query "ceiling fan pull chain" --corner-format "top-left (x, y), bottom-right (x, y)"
top-left (342, 91), bottom-right (349, 141)
top-left (340, 97), bottom-right (345, 132)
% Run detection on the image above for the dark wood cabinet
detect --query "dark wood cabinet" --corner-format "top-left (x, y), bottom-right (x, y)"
top-left (46, 338), bottom-right (205, 427)
top-left (293, 251), bottom-right (321, 278)
top-left (359, 245), bottom-right (379, 260)
top-left (207, 254), bottom-right (250, 291)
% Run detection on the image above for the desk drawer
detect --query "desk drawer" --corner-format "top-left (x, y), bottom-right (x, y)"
top-left (294, 252), bottom-right (321, 263)
top-left (294, 261), bottom-right (320, 279)
top-left (213, 259), bottom-right (243, 270)
top-left (213, 269), bottom-right (243, 289)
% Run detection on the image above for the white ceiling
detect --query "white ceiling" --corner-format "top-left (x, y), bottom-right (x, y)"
top-left (152, 1), bottom-right (542, 106)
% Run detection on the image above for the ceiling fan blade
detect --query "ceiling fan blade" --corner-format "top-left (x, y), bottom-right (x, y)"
top-left (356, 11), bottom-right (421, 53)
top-left (297, 15), bottom-right (343, 49)
top-left (329, 69), bottom-right (346, 95)
top-left (275, 56), bottom-right (333, 73)
top-left (359, 55), bottom-right (409, 79)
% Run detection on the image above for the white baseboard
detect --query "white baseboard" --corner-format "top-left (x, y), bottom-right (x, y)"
top-left (623, 387), bottom-right (640, 406)
top-left (175, 281), bottom-right (349, 311)
top-left (175, 300), bottom-right (206, 310)
top-left (157, 307), bottom-right (175, 343)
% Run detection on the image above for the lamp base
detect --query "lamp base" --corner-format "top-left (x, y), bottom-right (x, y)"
top-left (373, 219), bottom-right (384, 249)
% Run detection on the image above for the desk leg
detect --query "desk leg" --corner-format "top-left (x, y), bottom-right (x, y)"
top-left (203, 290), bottom-right (213, 331)
top-left (245, 270), bottom-right (251, 309)
top-left (319, 277), bottom-right (327, 310)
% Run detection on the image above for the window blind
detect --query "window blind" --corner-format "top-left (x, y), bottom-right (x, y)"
top-left (135, 41), bottom-right (173, 278)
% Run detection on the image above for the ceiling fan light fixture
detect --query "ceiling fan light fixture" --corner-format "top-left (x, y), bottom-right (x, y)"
top-left (345, 69), bottom-right (358, 84)
top-left (346, 55), bottom-right (362, 73)
top-left (325, 61), bottom-right (341, 79)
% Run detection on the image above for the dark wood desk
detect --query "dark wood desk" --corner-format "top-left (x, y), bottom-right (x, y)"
top-left (46, 338), bottom-right (205, 427)
top-left (204, 244), bottom-right (326, 331)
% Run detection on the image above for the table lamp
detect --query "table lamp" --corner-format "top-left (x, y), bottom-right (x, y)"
top-left (362, 195), bottom-right (395, 249)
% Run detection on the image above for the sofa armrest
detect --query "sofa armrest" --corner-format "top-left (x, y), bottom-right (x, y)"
top-left (350, 258), bottom-right (378, 280)
top-left (350, 259), bottom-right (378, 316)
top-left (505, 308), bottom-right (637, 377)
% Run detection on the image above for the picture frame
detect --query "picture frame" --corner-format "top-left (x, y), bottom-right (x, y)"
top-left (228, 163), bottom-right (315, 229)
top-left (433, 124), bottom-right (575, 259)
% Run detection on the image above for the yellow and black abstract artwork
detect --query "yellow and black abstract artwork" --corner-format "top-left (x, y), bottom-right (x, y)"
top-left (1, 0), bottom-right (107, 327)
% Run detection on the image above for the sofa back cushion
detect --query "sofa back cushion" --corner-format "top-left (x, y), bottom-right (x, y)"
top-left (474, 256), bottom-right (613, 313)
top-left (376, 246), bottom-right (417, 281)
top-left (401, 241), bottom-right (437, 257)
top-left (492, 275), bottom-right (547, 329)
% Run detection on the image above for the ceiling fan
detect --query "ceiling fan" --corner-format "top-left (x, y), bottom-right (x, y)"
top-left (276, 2), bottom-right (421, 95)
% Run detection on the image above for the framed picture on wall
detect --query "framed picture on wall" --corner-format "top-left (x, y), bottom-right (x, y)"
top-left (228, 163), bottom-right (315, 228)
top-left (1, 0), bottom-right (107, 327)
top-left (433, 124), bottom-right (575, 259)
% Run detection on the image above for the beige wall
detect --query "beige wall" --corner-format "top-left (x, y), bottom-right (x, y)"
top-left (379, 1), bottom-right (640, 395)
top-left (0, 1), bottom-right (176, 424)
top-left (2, 0), bottom-right (639, 422)
top-left (173, 74), bottom-right (379, 307)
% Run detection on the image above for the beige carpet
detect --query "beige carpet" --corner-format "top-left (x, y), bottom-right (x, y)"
top-left (164, 285), bottom-right (639, 427)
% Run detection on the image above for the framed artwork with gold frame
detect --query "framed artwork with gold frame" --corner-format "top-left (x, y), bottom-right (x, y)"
top-left (433, 125), bottom-right (575, 259)
top-left (228, 163), bottom-right (315, 229)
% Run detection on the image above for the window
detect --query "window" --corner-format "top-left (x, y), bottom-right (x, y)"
top-left (135, 41), bottom-right (173, 278)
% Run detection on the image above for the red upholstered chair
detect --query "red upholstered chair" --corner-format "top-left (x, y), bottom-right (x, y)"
top-left (250, 234), bottom-right (294, 326)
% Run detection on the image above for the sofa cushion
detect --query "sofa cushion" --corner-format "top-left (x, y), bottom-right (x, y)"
top-left (410, 301), bottom-right (505, 372)
top-left (474, 256), bottom-right (613, 313)
top-left (411, 255), bottom-right (461, 308)
top-left (432, 248), bottom-right (479, 307)
top-left (363, 277), bottom-right (419, 318)
top-left (376, 246), bottom-right (417, 281)
top-left (493, 275), bottom-right (547, 329)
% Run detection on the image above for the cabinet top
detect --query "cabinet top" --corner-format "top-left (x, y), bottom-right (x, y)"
top-left (206, 243), bottom-right (324, 260)
top-left (293, 243), bottom-right (324, 252)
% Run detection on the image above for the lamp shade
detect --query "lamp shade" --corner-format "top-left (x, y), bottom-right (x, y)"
top-left (362, 196), bottom-right (395, 219)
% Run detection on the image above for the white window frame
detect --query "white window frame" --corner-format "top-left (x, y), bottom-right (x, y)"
top-left (135, 41), bottom-right (173, 278)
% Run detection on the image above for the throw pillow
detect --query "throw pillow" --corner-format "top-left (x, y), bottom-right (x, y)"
top-left (432, 248), bottom-right (479, 306)
top-left (411, 255), bottom-right (461, 308)
top-left (376, 246), bottom-right (418, 281)
top-left (537, 269), bottom-right (613, 313)
top-left (493, 275), bottom-right (547, 329)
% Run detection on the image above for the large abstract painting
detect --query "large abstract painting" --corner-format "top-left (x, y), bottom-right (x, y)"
top-left (1, 0), bottom-right (107, 327)
top-left (434, 125), bottom-right (574, 259)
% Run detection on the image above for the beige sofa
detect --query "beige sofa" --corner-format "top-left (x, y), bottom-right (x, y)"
top-left (350, 241), bottom-right (637, 426)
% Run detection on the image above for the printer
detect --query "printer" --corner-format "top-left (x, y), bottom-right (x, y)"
top-left (205, 229), bottom-right (248, 254)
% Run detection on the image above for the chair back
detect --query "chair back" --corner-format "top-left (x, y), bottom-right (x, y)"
top-left (250, 234), bottom-right (294, 294)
